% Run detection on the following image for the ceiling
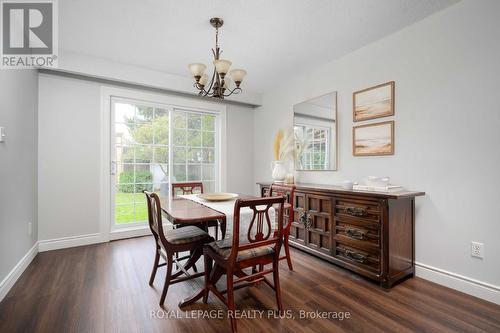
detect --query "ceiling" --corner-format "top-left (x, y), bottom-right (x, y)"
top-left (59, 0), bottom-right (459, 93)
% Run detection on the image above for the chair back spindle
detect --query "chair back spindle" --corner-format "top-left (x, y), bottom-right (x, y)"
top-left (229, 196), bottom-right (285, 264)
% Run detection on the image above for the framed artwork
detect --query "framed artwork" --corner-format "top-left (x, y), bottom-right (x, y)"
top-left (353, 121), bottom-right (394, 156)
top-left (353, 81), bottom-right (395, 122)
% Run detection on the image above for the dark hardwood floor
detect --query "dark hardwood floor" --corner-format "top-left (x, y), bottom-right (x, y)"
top-left (1, 236), bottom-right (499, 333)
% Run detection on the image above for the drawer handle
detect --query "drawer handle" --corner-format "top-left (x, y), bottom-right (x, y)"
top-left (299, 211), bottom-right (313, 229)
top-left (345, 206), bottom-right (367, 217)
top-left (345, 250), bottom-right (368, 263)
top-left (346, 228), bottom-right (367, 240)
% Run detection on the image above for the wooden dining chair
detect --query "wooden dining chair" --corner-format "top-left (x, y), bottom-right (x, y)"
top-left (202, 196), bottom-right (286, 333)
top-left (144, 191), bottom-right (214, 306)
top-left (267, 184), bottom-right (296, 271)
top-left (171, 182), bottom-right (225, 240)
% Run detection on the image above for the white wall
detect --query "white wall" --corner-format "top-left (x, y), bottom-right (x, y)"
top-left (38, 75), bottom-right (102, 240)
top-left (226, 105), bottom-right (255, 195)
top-left (0, 70), bottom-right (38, 286)
top-left (38, 74), bottom-right (255, 241)
top-left (253, 0), bottom-right (500, 298)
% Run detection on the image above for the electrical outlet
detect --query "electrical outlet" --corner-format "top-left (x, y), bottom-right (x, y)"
top-left (28, 222), bottom-right (32, 236)
top-left (471, 242), bottom-right (484, 259)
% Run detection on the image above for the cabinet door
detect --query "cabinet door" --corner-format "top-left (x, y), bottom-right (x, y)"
top-left (304, 193), bottom-right (333, 255)
top-left (290, 192), bottom-right (307, 245)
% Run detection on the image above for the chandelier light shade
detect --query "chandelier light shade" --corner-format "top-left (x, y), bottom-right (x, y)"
top-left (188, 18), bottom-right (246, 99)
top-left (188, 63), bottom-right (207, 78)
top-left (213, 59), bottom-right (232, 76)
top-left (229, 69), bottom-right (247, 86)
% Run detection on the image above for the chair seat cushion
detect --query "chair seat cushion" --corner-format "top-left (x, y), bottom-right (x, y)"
top-left (207, 240), bottom-right (275, 262)
top-left (165, 225), bottom-right (211, 245)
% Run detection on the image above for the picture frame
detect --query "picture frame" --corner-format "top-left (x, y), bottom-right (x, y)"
top-left (353, 81), bottom-right (395, 122)
top-left (353, 120), bottom-right (394, 156)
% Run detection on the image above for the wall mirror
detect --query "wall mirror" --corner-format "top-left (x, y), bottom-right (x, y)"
top-left (293, 92), bottom-right (337, 171)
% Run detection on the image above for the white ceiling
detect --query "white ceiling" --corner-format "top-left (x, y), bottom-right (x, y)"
top-left (59, 0), bottom-right (459, 93)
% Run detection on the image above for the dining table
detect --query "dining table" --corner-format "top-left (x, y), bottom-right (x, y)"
top-left (159, 193), bottom-right (286, 308)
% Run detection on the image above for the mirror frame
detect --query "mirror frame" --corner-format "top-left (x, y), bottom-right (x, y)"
top-left (293, 91), bottom-right (338, 171)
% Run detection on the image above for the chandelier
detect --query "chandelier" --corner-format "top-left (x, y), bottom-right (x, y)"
top-left (188, 18), bottom-right (247, 100)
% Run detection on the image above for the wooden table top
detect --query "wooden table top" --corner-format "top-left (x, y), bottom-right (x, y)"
top-left (160, 196), bottom-right (226, 224)
top-left (160, 194), bottom-right (290, 225)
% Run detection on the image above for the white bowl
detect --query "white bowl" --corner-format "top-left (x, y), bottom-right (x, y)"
top-left (341, 180), bottom-right (354, 190)
top-left (364, 176), bottom-right (390, 187)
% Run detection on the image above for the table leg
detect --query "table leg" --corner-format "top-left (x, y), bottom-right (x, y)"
top-left (178, 261), bottom-right (224, 308)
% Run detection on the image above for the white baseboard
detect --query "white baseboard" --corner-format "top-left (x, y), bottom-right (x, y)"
top-left (415, 262), bottom-right (500, 305)
top-left (0, 241), bottom-right (39, 302)
top-left (38, 233), bottom-right (104, 252)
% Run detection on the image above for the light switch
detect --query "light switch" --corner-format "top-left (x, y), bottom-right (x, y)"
top-left (0, 127), bottom-right (5, 142)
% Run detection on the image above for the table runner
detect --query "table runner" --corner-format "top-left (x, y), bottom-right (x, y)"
top-left (180, 194), bottom-right (275, 247)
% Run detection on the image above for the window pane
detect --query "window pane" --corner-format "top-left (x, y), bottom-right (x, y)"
top-left (114, 102), bottom-right (135, 123)
top-left (173, 147), bottom-right (186, 163)
top-left (202, 115), bottom-right (215, 131)
top-left (115, 204), bottom-right (135, 224)
top-left (202, 131), bottom-right (215, 147)
top-left (173, 165), bottom-right (186, 182)
top-left (117, 166), bottom-right (135, 187)
top-left (202, 164), bottom-right (215, 181)
top-left (187, 148), bottom-right (202, 163)
top-left (153, 182), bottom-right (170, 197)
top-left (187, 130), bottom-right (201, 147)
top-left (154, 146), bottom-right (169, 163)
top-left (135, 145), bottom-right (153, 163)
top-left (155, 108), bottom-right (167, 119)
top-left (151, 164), bottom-right (168, 183)
top-left (203, 181), bottom-right (215, 193)
top-left (135, 199), bottom-right (148, 222)
top-left (188, 114), bottom-right (202, 130)
top-left (115, 186), bottom-right (135, 205)
top-left (135, 105), bottom-right (154, 122)
top-left (187, 165), bottom-right (201, 181)
top-left (173, 129), bottom-right (186, 146)
top-left (202, 148), bottom-right (215, 163)
top-left (134, 123), bottom-right (154, 144)
top-left (173, 111), bottom-right (186, 129)
top-left (116, 145), bottom-right (134, 164)
top-left (115, 123), bottom-right (135, 146)
top-left (153, 118), bottom-right (168, 145)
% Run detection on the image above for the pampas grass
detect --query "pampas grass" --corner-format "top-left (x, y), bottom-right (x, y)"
top-left (273, 130), bottom-right (283, 160)
top-left (273, 128), bottom-right (295, 161)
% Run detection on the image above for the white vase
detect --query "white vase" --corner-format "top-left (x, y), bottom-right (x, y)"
top-left (271, 161), bottom-right (287, 183)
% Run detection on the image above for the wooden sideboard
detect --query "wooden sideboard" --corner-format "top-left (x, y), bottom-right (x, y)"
top-left (258, 181), bottom-right (425, 288)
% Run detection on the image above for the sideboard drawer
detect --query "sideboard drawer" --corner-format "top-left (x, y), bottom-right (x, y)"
top-left (335, 242), bottom-right (380, 274)
top-left (334, 220), bottom-right (380, 252)
top-left (335, 198), bottom-right (381, 222)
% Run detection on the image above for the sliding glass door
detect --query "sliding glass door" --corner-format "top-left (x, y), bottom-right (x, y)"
top-left (111, 98), bottom-right (220, 227)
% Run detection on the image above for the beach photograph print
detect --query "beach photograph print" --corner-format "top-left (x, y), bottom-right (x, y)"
top-left (353, 121), bottom-right (394, 156)
top-left (353, 81), bottom-right (394, 121)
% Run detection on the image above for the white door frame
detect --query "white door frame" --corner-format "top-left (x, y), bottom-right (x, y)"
top-left (100, 86), bottom-right (227, 241)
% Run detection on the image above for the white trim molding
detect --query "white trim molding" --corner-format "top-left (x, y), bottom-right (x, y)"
top-left (38, 233), bottom-right (105, 252)
top-left (0, 242), bottom-right (39, 302)
top-left (416, 262), bottom-right (500, 305)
